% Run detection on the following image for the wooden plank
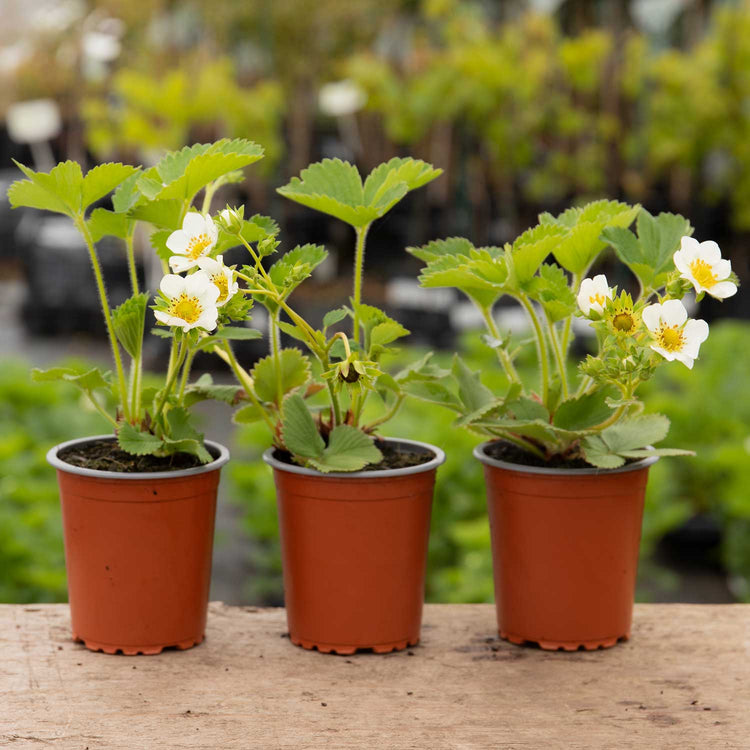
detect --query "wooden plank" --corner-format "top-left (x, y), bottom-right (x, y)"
top-left (1, 604), bottom-right (748, 749)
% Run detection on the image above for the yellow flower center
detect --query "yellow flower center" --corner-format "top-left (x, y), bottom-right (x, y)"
top-left (656, 324), bottom-right (685, 353)
top-left (689, 259), bottom-right (717, 288)
top-left (612, 311), bottom-right (636, 333)
top-left (187, 233), bottom-right (212, 260)
top-left (169, 294), bottom-right (203, 324)
top-left (589, 293), bottom-right (606, 307)
top-left (212, 273), bottom-right (228, 303)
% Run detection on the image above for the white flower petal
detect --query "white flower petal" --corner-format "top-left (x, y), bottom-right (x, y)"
top-left (182, 212), bottom-right (206, 236)
top-left (641, 303), bottom-right (663, 333)
top-left (710, 280), bottom-right (737, 299)
top-left (712, 258), bottom-right (731, 279)
top-left (184, 270), bottom-right (211, 296)
top-left (660, 299), bottom-right (688, 327)
top-left (154, 310), bottom-right (172, 326)
top-left (679, 236), bottom-right (700, 256)
top-left (160, 274), bottom-right (185, 298)
top-left (684, 318), bottom-right (709, 346)
top-left (650, 344), bottom-right (676, 361)
top-left (196, 310), bottom-right (218, 332)
top-left (672, 351), bottom-right (695, 369)
top-left (672, 250), bottom-right (691, 275)
top-left (197, 256), bottom-right (221, 274)
top-left (169, 255), bottom-right (195, 273)
top-left (166, 229), bottom-right (189, 254)
top-left (698, 240), bottom-right (721, 264)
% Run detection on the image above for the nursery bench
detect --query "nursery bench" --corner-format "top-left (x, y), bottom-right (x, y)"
top-left (2, 603), bottom-right (748, 748)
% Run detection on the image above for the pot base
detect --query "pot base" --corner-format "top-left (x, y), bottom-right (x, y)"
top-left (500, 630), bottom-right (629, 651)
top-left (290, 635), bottom-right (419, 655)
top-left (73, 633), bottom-right (205, 656)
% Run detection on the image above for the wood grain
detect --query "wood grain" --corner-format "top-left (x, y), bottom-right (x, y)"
top-left (1, 603), bottom-right (748, 749)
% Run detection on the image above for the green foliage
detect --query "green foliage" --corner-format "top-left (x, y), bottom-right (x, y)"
top-left (280, 394), bottom-right (382, 472)
top-left (112, 293), bottom-right (149, 360)
top-left (250, 349), bottom-right (311, 407)
top-left (277, 157), bottom-right (442, 229)
top-left (0, 360), bottom-right (112, 603)
top-left (8, 161), bottom-right (138, 219)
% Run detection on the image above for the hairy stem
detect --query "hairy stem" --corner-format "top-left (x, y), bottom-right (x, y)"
top-left (178, 348), bottom-right (197, 400)
top-left (271, 311), bottom-right (283, 408)
top-left (560, 273), bottom-right (580, 358)
top-left (125, 230), bottom-right (138, 295)
top-left (364, 393), bottom-right (405, 431)
top-left (352, 224), bottom-right (370, 345)
top-left (480, 306), bottom-right (520, 384)
top-left (517, 294), bottom-right (550, 405)
top-left (545, 310), bottom-right (569, 400)
top-left (76, 216), bottom-right (130, 422)
top-left (155, 336), bottom-right (186, 425)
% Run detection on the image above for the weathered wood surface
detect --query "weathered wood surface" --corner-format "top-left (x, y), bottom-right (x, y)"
top-left (2, 603), bottom-right (748, 749)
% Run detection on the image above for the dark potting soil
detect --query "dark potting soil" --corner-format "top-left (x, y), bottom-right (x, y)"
top-left (58, 439), bottom-right (205, 473)
top-left (275, 438), bottom-right (434, 472)
top-left (484, 440), bottom-right (595, 470)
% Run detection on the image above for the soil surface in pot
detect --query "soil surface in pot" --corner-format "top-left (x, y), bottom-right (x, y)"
top-left (484, 440), bottom-right (596, 470)
top-left (275, 439), bottom-right (434, 472)
top-left (58, 439), bottom-right (204, 473)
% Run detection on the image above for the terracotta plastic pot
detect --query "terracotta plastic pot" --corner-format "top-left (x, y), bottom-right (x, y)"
top-left (263, 438), bottom-right (445, 655)
top-left (474, 441), bottom-right (657, 651)
top-left (47, 435), bottom-right (230, 655)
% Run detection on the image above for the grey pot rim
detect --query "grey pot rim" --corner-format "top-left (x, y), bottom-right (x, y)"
top-left (263, 437), bottom-right (446, 479)
top-left (473, 440), bottom-right (658, 476)
top-left (46, 434), bottom-right (230, 480)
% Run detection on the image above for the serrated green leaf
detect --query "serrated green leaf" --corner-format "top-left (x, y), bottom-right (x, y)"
top-left (212, 327), bottom-right (263, 340)
top-left (505, 397), bottom-right (550, 422)
top-left (511, 223), bottom-right (566, 283)
top-left (165, 406), bottom-right (201, 441)
top-left (150, 229), bottom-right (172, 263)
top-left (128, 199), bottom-right (183, 230)
top-left (281, 393), bottom-right (326, 458)
top-left (268, 244), bottom-right (328, 299)
top-left (251, 349), bottom-right (311, 405)
top-left (278, 157), bottom-right (441, 229)
top-left (618, 448), bottom-right (694, 458)
top-left (117, 423), bottom-right (164, 456)
top-left (525, 263), bottom-right (576, 322)
top-left (600, 414), bottom-right (670, 452)
top-left (407, 236), bottom-right (475, 263)
top-left (451, 355), bottom-right (495, 414)
top-left (309, 426), bottom-right (382, 473)
top-left (161, 435), bottom-right (212, 463)
top-left (88, 208), bottom-right (133, 241)
top-left (8, 160), bottom-right (83, 217)
top-left (553, 389), bottom-right (615, 431)
top-left (81, 163), bottom-right (139, 211)
top-left (150, 327), bottom-right (173, 339)
top-left (138, 139), bottom-right (264, 203)
top-left (183, 373), bottom-right (243, 407)
top-left (399, 379), bottom-right (463, 411)
top-left (112, 293), bottom-right (148, 359)
top-left (323, 308), bottom-right (348, 330)
top-left (370, 321), bottom-right (410, 352)
top-left (112, 171), bottom-right (142, 213)
top-left (31, 366), bottom-right (112, 392)
top-left (277, 321), bottom-right (310, 345)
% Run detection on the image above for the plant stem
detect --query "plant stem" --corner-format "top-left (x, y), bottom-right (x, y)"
top-left (76, 216), bottom-right (130, 422)
top-left (352, 224), bottom-right (370, 345)
top-left (86, 391), bottom-right (119, 429)
top-left (220, 341), bottom-right (278, 435)
top-left (327, 380), bottom-right (342, 426)
top-left (575, 374), bottom-right (593, 398)
top-left (155, 336), bottom-right (186, 425)
top-left (178, 348), bottom-right (197, 400)
top-left (364, 393), bottom-right (405, 431)
top-left (517, 294), bottom-right (549, 405)
top-left (560, 273), bottom-right (580, 358)
top-left (201, 181), bottom-right (218, 214)
top-left (545, 310), bottom-right (569, 400)
top-left (271, 311), bottom-right (283, 408)
top-left (480, 306), bottom-right (520, 384)
top-left (125, 229), bottom-right (138, 295)
top-left (487, 428), bottom-right (547, 459)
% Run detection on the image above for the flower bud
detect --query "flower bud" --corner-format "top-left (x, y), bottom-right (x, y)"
top-left (217, 205), bottom-right (245, 234)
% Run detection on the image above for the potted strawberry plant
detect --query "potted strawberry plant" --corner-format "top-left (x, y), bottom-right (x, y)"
top-left (406, 203), bottom-right (739, 650)
top-left (7, 140), bottom-right (274, 654)
top-left (218, 158), bottom-right (446, 654)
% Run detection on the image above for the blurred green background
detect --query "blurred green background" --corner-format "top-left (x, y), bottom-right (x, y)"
top-left (1, 0), bottom-right (749, 604)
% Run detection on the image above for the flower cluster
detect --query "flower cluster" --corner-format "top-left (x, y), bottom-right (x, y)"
top-left (156, 212), bottom-right (239, 333)
top-left (577, 236), bottom-right (735, 370)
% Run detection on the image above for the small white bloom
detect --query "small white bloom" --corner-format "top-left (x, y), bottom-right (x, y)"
top-left (642, 298), bottom-right (709, 370)
top-left (673, 236), bottom-right (737, 299)
top-left (197, 255), bottom-right (238, 307)
top-left (167, 212), bottom-right (218, 273)
top-left (154, 272), bottom-right (220, 332)
top-left (577, 274), bottom-right (613, 315)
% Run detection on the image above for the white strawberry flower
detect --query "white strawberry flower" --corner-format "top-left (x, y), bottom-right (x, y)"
top-left (673, 236), bottom-right (737, 299)
top-left (167, 212), bottom-right (218, 273)
top-left (154, 272), bottom-right (220, 332)
top-left (577, 274), bottom-right (613, 315)
top-left (197, 254), bottom-right (238, 307)
top-left (642, 298), bottom-right (709, 370)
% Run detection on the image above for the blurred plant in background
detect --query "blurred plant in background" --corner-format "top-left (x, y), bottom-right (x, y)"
top-left (0, 360), bottom-right (109, 602)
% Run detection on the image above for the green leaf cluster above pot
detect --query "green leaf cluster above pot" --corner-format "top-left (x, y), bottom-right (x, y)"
top-left (407, 202), bottom-right (739, 468)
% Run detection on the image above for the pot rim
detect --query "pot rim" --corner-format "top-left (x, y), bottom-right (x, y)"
top-left (263, 437), bottom-right (446, 479)
top-left (47, 434), bottom-right (230, 480)
top-left (473, 440), bottom-right (658, 476)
